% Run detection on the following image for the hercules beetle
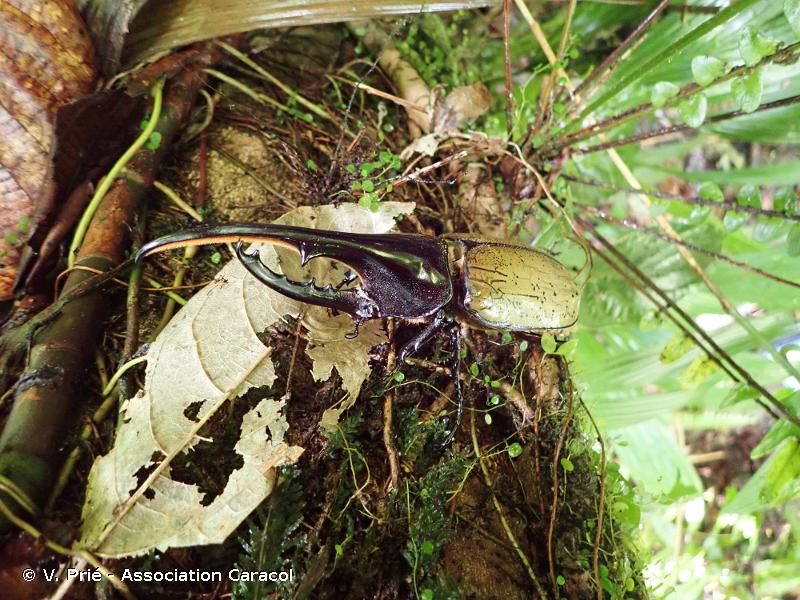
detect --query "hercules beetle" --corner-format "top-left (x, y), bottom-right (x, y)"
top-left (137, 224), bottom-right (581, 445)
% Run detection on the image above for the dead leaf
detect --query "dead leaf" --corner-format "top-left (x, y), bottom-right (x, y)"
top-left (119, 1), bottom-right (494, 72)
top-left (17, 89), bottom-right (144, 296)
top-left (78, 0), bottom-right (149, 75)
top-left (80, 247), bottom-right (302, 556)
top-left (457, 163), bottom-right (502, 237)
top-left (0, 0), bottom-right (97, 299)
top-left (433, 83), bottom-right (491, 132)
top-left (80, 201), bottom-right (414, 557)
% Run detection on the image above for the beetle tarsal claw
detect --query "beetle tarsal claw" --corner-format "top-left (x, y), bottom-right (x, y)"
top-left (235, 241), bottom-right (382, 321)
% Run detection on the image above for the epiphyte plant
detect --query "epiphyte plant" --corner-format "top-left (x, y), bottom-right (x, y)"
top-left (137, 224), bottom-right (581, 443)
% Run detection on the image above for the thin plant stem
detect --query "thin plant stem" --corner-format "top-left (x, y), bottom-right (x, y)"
top-left (563, 175), bottom-right (800, 222)
top-left (569, 0), bottom-right (669, 103)
top-left (578, 216), bottom-right (800, 427)
top-left (68, 77), bottom-right (165, 267)
top-left (574, 94), bottom-right (800, 155)
top-left (577, 204), bottom-right (800, 289)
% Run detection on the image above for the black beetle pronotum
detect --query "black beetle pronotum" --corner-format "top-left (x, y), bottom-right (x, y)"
top-left (137, 224), bottom-right (581, 444)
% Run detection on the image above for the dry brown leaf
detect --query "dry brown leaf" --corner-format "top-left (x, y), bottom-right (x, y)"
top-left (433, 83), bottom-right (491, 132)
top-left (120, 1), bottom-right (494, 71)
top-left (0, 0), bottom-right (96, 299)
top-left (80, 202), bottom-right (414, 557)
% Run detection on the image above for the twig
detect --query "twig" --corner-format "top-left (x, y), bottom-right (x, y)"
top-left (68, 77), bottom-right (165, 267)
top-left (578, 217), bottom-right (800, 428)
top-left (0, 499), bottom-right (134, 600)
top-left (574, 94), bottom-right (800, 155)
top-left (502, 0), bottom-right (514, 137)
top-left (215, 40), bottom-right (331, 121)
top-left (384, 320), bottom-right (400, 492)
top-left (547, 362), bottom-right (574, 597)
top-left (569, 0), bottom-right (669, 103)
top-left (562, 40), bottom-right (800, 147)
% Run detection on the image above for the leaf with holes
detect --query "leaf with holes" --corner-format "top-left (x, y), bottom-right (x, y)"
top-left (79, 202), bottom-right (414, 557)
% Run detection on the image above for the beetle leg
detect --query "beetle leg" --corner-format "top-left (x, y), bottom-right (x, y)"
top-left (391, 310), bottom-right (462, 448)
top-left (439, 323), bottom-right (462, 449)
top-left (394, 309), bottom-right (452, 368)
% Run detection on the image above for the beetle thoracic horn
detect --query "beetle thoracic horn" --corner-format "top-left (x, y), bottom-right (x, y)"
top-left (136, 224), bottom-right (454, 321)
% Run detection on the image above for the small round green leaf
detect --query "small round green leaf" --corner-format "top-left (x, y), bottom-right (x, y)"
top-left (650, 81), bottom-right (680, 108)
top-left (691, 55), bottom-right (726, 86)
top-left (723, 211), bottom-right (748, 232)
top-left (678, 93), bottom-right (707, 128)
top-left (541, 333), bottom-right (557, 354)
top-left (739, 27), bottom-right (778, 66)
top-left (146, 131), bottom-right (162, 151)
top-left (737, 184), bottom-right (762, 208)
top-left (420, 540), bottom-right (435, 555)
top-left (556, 339), bottom-right (578, 360)
top-left (775, 188), bottom-right (798, 214)
top-left (507, 442), bottom-right (523, 458)
top-left (753, 216), bottom-right (783, 242)
top-left (732, 70), bottom-right (763, 113)
top-left (560, 457), bottom-right (574, 472)
top-left (699, 181), bottom-right (724, 203)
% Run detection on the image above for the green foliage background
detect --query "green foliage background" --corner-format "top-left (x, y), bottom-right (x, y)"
top-left (422, 1), bottom-right (800, 597)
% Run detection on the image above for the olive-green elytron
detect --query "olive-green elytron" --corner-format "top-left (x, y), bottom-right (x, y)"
top-left (137, 223), bottom-right (581, 445)
top-left (444, 234), bottom-right (580, 335)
